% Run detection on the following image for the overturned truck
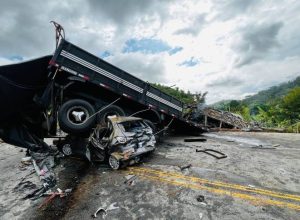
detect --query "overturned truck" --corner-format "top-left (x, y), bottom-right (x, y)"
top-left (0, 24), bottom-right (203, 153)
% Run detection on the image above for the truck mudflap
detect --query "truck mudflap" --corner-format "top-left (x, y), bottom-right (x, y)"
top-left (0, 124), bottom-right (49, 151)
top-left (0, 55), bottom-right (51, 123)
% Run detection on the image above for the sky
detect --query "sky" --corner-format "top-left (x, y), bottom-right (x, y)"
top-left (0, 0), bottom-right (300, 104)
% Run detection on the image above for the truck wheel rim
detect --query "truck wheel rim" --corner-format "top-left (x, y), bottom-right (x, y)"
top-left (67, 106), bottom-right (89, 125)
top-left (109, 156), bottom-right (120, 170)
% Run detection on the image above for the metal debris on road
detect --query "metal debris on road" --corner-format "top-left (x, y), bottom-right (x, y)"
top-left (14, 180), bottom-right (37, 194)
top-left (106, 202), bottom-right (120, 211)
top-left (22, 186), bottom-right (45, 200)
top-left (196, 195), bottom-right (205, 202)
top-left (65, 188), bottom-right (72, 193)
top-left (196, 149), bottom-right (227, 159)
top-left (124, 175), bottom-right (137, 186)
top-left (21, 156), bottom-right (32, 163)
top-left (57, 188), bottom-right (63, 194)
top-left (184, 138), bottom-right (207, 142)
top-left (15, 170), bottom-right (35, 187)
top-left (38, 190), bottom-right (66, 209)
top-left (199, 202), bottom-right (207, 207)
top-left (92, 202), bottom-right (119, 218)
top-left (252, 145), bottom-right (277, 149)
top-left (179, 164), bottom-right (192, 171)
top-left (38, 187), bottom-right (72, 209)
top-left (19, 150), bottom-right (58, 200)
top-left (92, 206), bottom-right (106, 218)
top-left (199, 213), bottom-right (203, 220)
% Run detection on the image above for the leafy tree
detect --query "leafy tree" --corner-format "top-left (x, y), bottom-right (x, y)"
top-left (151, 83), bottom-right (207, 105)
top-left (229, 100), bottom-right (241, 112)
top-left (281, 87), bottom-right (300, 123)
top-left (238, 106), bottom-right (252, 122)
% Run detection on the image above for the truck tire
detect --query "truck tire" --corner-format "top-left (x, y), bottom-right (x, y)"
top-left (144, 119), bottom-right (162, 142)
top-left (58, 99), bottom-right (95, 134)
top-left (97, 105), bottom-right (125, 125)
top-left (144, 119), bottom-right (157, 133)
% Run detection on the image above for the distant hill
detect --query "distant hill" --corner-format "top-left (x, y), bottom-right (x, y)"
top-left (211, 76), bottom-right (300, 109)
top-left (243, 76), bottom-right (300, 106)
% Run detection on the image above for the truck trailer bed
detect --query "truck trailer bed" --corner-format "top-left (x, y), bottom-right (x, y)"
top-left (50, 40), bottom-right (184, 118)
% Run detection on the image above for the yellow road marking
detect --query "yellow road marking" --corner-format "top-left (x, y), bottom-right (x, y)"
top-left (128, 167), bottom-right (300, 202)
top-left (126, 167), bottom-right (300, 211)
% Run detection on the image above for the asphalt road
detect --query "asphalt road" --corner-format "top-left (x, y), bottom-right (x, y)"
top-left (1, 132), bottom-right (300, 219)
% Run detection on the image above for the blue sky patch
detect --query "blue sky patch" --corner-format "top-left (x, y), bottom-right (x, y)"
top-left (123, 38), bottom-right (172, 54)
top-left (179, 57), bottom-right (199, 67)
top-left (169, 46), bottom-right (183, 55)
top-left (99, 51), bottom-right (111, 59)
top-left (7, 55), bottom-right (23, 61)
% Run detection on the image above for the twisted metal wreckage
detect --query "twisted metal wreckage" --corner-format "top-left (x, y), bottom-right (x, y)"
top-left (0, 22), bottom-right (205, 171)
top-left (0, 22), bottom-right (251, 202)
top-left (0, 22), bottom-right (249, 162)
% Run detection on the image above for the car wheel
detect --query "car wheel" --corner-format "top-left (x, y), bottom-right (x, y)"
top-left (108, 155), bottom-right (120, 170)
top-left (62, 144), bottom-right (72, 156)
top-left (58, 99), bottom-right (95, 134)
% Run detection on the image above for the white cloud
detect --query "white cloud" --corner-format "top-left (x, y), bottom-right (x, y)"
top-left (0, 57), bottom-right (15, 66)
top-left (0, 0), bottom-right (300, 104)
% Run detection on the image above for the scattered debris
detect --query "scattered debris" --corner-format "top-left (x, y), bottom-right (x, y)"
top-left (252, 145), bottom-right (277, 149)
top-left (184, 138), bottom-right (207, 142)
top-left (65, 188), bottom-right (72, 193)
top-left (124, 175), bottom-right (137, 186)
top-left (92, 206), bottom-right (106, 218)
top-left (15, 170), bottom-right (35, 187)
top-left (92, 202), bottom-right (119, 218)
top-left (106, 202), bottom-right (120, 211)
top-left (179, 164), bottom-right (192, 171)
top-left (17, 148), bottom-right (59, 200)
top-left (196, 149), bottom-right (227, 159)
top-left (37, 187), bottom-right (73, 209)
top-left (14, 181), bottom-right (37, 193)
top-left (196, 195), bottom-right (205, 202)
top-left (203, 107), bottom-right (248, 129)
top-left (21, 156), bottom-right (32, 163)
top-left (198, 202), bottom-right (207, 207)
top-left (199, 213), bottom-right (203, 220)
top-left (39, 189), bottom-right (66, 209)
top-left (22, 186), bottom-right (45, 200)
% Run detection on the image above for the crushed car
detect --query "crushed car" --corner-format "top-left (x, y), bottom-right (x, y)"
top-left (57, 116), bottom-right (156, 169)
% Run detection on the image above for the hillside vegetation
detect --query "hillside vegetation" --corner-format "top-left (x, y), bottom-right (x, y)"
top-left (151, 83), bottom-right (207, 105)
top-left (212, 76), bottom-right (300, 132)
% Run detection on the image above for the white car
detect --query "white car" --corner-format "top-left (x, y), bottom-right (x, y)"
top-left (89, 116), bottom-right (156, 169)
